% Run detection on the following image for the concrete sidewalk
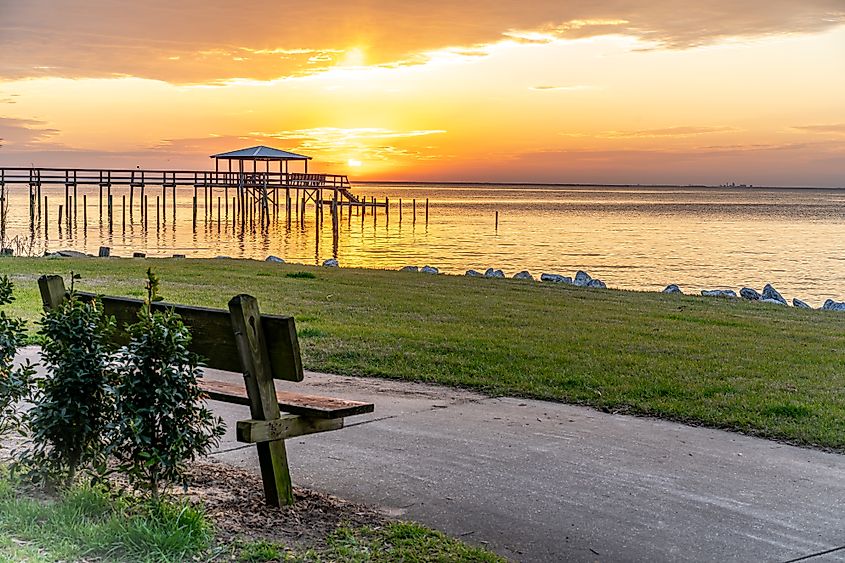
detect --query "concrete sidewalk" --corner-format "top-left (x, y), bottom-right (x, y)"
top-left (204, 367), bottom-right (845, 563)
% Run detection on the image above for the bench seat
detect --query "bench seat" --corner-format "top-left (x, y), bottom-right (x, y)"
top-left (200, 378), bottom-right (374, 419)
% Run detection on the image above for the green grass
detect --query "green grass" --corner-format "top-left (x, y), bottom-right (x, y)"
top-left (235, 523), bottom-right (503, 562)
top-left (0, 468), bottom-right (500, 562)
top-left (3, 256), bottom-right (845, 449)
top-left (0, 467), bottom-right (212, 562)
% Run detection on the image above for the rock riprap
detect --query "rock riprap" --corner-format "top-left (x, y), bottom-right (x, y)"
top-left (762, 284), bottom-right (787, 305)
top-left (740, 287), bottom-right (761, 300)
top-left (484, 268), bottom-right (505, 278)
top-left (465, 269), bottom-right (483, 277)
top-left (701, 289), bottom-right (738, 298)
top-left (822, 299), bottom-right (845, 311)
top-left (322, 258), bottom-right (339, 267)
top-left (265, 255), bottom-right (285, 264)
top-left (793, 298), bottom-right (811, 309)
top-left (400, 266), bottom-right (419, 272)
top-left (513, 271), bottom-right (534, 280)
top-left (540, 273), bottom-right (572, 284)
top-left (420, 265), bottom-right (439, 274)
top-left (662, 284), bottom-right (683, 294)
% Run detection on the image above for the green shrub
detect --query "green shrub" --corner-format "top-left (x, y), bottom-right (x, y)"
top-left (0, 275), bottom-right (34, 438)
top-left (24, 274), bottom-right (116, 485)
top-left (109, 269), bottom-right (225, 500)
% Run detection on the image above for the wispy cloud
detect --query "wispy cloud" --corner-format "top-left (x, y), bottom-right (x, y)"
top-left (530, 84), bottom-right (594, 92)
top-left (1, 1), bottom-right (842, 83)
top-left (602, 126), bottom-right (739, 139)
top-left (791, 123), bottom-right (845, 135)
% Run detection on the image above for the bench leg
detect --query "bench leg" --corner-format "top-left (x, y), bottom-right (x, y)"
top-left (257, 440), bottom-right (293, 507)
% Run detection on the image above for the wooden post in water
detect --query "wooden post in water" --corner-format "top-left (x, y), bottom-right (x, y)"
top-left (495, 211), bottom-right (499, 230)
top-left (172, 184), bottom-right (177, 223)
top-left (58, 205), bottom-right (63, 228)
top-left (73, 185), bottom-right (78, 222)
top-left (129, 185), bottom-right (134, 215)
top-left (385, 197), bottom-right (389, 221)
top-left (399, 199), bottom-right (403, 222)
top-left (192, 196), bottom-right (197, 230)
top-left (99, 186), bottom-right (103, 219)
top-left (217, 197), bottom-right (221, 231)
top-left (156, 196), bottom-right (160, 230)
top-left (425, 199), bottom-right (429, 223)
top-left (108, 195), bottom-right (113, 231)
top-left (83, 195), bottom-right (87, 229)
top-left (412, 199), bottom-right (416, 223)
top-left (44, 197), bottom-right (48, 238)
top-left (144, 195), bottom-right (148, 230)
top-left (122, 195), bottom-right (126, 231)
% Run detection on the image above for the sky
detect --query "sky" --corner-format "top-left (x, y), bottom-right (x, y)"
top-left (0, 1), bottom-right (843, 186)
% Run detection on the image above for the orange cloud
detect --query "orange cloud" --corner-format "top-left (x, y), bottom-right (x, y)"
top-left (1, 1), bottom-right (842, 83)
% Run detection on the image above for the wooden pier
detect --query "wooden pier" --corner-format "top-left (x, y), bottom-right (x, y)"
top-left (0, 146), bottom-right (430, 257)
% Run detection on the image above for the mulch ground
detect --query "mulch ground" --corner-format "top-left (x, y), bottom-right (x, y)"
top-left (184, 459), bottom-right (389, 550)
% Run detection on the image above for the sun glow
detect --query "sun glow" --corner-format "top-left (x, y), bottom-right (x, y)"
top-left (348, 159), bottom-right (363, 167)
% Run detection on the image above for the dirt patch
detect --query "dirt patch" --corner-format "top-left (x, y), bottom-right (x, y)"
top-left (184, 459), bottom-right (389, 549)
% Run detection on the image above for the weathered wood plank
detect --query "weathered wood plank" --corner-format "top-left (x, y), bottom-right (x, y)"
top-left (229, 294), bottom-right (293, 506)
top-left (200, 379), bottom-right (374, 419)
top-left (236, 416), bottom-right (343, 444)
top-left (37, 275), bottom-right (67, 311)
top-left (72, 291), bottom-right (303, 382)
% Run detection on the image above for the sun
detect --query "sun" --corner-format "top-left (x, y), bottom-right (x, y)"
top-left (347, 159), bottom-right (363, 167)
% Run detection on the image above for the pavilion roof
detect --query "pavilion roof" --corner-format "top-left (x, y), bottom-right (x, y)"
top-left (210, 145), bottom-right (312, 161)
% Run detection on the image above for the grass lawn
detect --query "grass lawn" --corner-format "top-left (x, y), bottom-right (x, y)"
top-left (0, 465), bottom-right (501, 562)
top-left (2, 256), bottom-right (845, 450)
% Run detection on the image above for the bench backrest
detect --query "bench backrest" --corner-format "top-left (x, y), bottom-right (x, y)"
top-left (37, 276), bottom-right (303, 382)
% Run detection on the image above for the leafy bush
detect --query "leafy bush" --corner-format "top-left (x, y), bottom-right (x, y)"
top-left (24, 273), bottom-right (116, 485)
top-left (109, 269), bottom-right (225, 500)
top-left (0, 275), bottom-right (33, 438)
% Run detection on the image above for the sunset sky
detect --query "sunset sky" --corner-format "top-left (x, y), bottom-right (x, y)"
top-left (0, 1), bottom-right (843, 186)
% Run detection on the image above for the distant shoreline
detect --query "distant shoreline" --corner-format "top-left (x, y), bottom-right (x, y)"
top-left (356, 180), bottom-right (845, 191)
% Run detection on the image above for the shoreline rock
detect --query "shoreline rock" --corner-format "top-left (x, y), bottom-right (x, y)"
top-left (513, 271), bottom-right (534, 281)
top-left (322, 258), bottom-right (339, 267)
top-left (484, 268), bottom-right (504, 278)
top-left (400, 266), bottom-right (419, 272)
top-left (662, 284), bottom-right (682, 294)
top-left (701, 289), bottom-right (738, 298)
top-left (793, 298), bottom-right (811, 309)
top-left (465, 269), bottom-right (483, 277)
top-left (740, 287), bottom-right (760, 300)
top-left (421, 265), bottom-right (439, 274)
top-left (762, 284), bottom-right (787, 305)
top-left (822, 299), bottom-right (845, 311)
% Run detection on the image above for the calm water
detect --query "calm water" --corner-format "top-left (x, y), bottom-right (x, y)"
top-left (3, 183), bottom-right (845, 303)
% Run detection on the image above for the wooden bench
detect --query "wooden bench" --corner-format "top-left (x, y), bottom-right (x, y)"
top-left (38, 275), bottom-right (374, 506)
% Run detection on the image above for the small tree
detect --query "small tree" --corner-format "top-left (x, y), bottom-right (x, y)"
top-left (110, 269), bottom-right (225, 500)
top-left (0, 275), bottom-right (34, 438)
top-left (25, 273), bottom-right (116, 485)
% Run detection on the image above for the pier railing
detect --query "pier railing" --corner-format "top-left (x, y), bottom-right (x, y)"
top-left (0, 167), bottom-right (352, 191)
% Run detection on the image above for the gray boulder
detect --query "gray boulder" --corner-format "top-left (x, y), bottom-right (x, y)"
top-left (586, 279), bottom-right (607, 289)
top-left (760, 298), bottom-right (786, 305)
top-left (53, 249), bottom-right (89, 258)
top-left (465, 269), bottom-right (483, 277)
top-left (762, 284), bottom-right (787, 305)
top-left (822, 299), bottom-right (845, 311)
top-left (484, 268), bottom-right (505, 278)
top-left (265, 255), bottom-right (285, 264)
top-left (322, 258), bottom-right (339, 267)
top-left (541, 273), bottom-right (566, 283)
top-left (740, 287), bottom-right (761, 300)
top-left (663, 284), bottom-right (682, 294)
top-left (420, 265), bottom-right (439, 274)
top-left (513, 270), bottom-right (534, 281)
top-left (573, 270), bottom-right (592, 287)
top-left (400, 266), bottom-right (419, 272)
top-left (793, 298), bottom-right (811, 309)
top-left (701, 289), bottom-right (738, 298)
